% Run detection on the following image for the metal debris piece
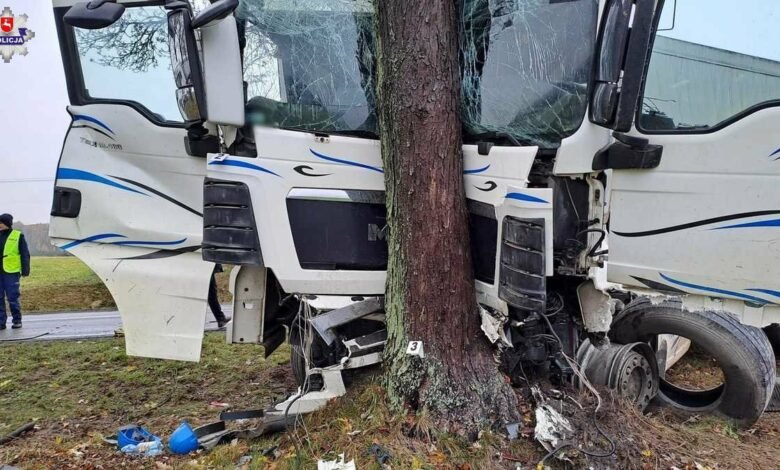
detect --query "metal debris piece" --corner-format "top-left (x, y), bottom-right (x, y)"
top-left (369, 443), bottom-right (391, 465)
top-left (479, 305), bottom-right (511, 347)
top-left (534, 404), bottom-right (574, 449)
top-left (317, 454), bottom-right (356, 470)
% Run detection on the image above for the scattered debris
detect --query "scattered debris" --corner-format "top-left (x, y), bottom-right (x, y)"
top-left (369, 443), bottom-right (391, 465)
top-left (533, 403), bottom-right (573, 449)
top-left (169, 422), bottom-right (199, 455)
top-left (506, 422), bottom-right (520, 440)
top-left (0, 422), bottom-right (35, 445)
top-left (121, 439), bottom-right (163, 457)
top-left (209, 401), bottom-right (230, 408)
top-left (237, 455), bottom-right (252, 468)
top-left (317, 453), bottom-right (356, 470)
top-left (117, 425), bottom-right (162, 457)
top-left (479, 305), bottom-right (512, 347)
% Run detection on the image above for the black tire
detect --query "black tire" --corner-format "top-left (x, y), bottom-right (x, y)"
top-left (610, 298), bottom-right (775, 427)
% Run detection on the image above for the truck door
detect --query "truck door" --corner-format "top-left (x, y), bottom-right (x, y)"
top-left (50, 2), bottom-right (214, 360)
top-left (604, 0), bottom-right (780, 323)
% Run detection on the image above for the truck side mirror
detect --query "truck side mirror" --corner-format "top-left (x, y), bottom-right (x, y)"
top-left (590, 0), bottom-right (632, 126)
top-left (167, 0), bottom-right (244, 130)
top-left (590, 0), bottom-right (662, 132)
top-left (166, 0), bottom-right (244, 156)
top-left (64, 0), bottom-right (125, 29)
top-left (167, 6), bottom-right (206, 123)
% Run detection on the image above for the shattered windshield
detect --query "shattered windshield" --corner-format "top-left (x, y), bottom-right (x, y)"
top-left (237, 0), bottom-right (597, 147)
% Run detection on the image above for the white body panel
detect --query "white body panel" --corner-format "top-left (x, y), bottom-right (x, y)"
top-left (53, 239), bottom-right (212, 361)
top-left (207, 126), bottom-right (545, 300)
top-left (50, 105), bottom-right (213, 361)
top-left (608, 108), bottom-right (780, 319)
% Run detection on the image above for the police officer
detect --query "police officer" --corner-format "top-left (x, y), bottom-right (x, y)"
top-left (0, 214), bottom-right (30, 329)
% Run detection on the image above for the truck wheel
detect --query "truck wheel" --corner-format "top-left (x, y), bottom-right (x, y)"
top-left (610, 298), bottom-right (775, 427)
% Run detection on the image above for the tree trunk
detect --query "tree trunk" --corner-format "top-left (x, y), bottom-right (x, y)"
top-left (375, 0), bottom-right (519, 434)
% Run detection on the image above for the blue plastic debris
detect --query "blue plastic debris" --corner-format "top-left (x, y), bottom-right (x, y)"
top-left (169, 421), bottom-right (199, 455)
top-left (117, 425), bottom-right (162, 457)
top-left (120, 439), bottom-right (163, 457)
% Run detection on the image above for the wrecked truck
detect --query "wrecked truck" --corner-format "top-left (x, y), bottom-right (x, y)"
top-left (49, 0), bottom-right (780, 426)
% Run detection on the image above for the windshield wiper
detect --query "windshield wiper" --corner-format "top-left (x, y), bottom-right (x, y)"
top-left (320, 129), bottom-right (379, 140)
top-left (466, 130), bottom-right (532, 147)
top-left (676, 123), bottom-right (711, 131)
top-left (277, 127), bottom-right (379, 140)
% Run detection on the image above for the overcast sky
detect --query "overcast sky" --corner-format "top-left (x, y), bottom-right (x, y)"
top-left (0, 0), bottom-right (777, 225)
top-left (0, 1), bottom-right (68, 224)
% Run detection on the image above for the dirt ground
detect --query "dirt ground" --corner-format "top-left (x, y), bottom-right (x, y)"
top-left (665, 344), bottom-right (725, 391)
top-left (0, 334), bottom-right (296, 469)
top-left (1, 333), bottom-right (780, 469)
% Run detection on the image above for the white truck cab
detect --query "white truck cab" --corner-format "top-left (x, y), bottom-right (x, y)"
top-left (49, 0), bottom-right (780, 424)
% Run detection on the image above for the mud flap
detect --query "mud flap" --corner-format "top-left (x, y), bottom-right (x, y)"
top-left (54, 239), bottom-right (213, 361)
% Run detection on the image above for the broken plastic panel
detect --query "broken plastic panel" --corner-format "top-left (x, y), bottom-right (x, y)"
top-left (237, 0), bottom-right (598, 148)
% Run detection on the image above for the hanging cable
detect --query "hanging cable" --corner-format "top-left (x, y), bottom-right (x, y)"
top-left (537, 311), bottom-right (617, 461)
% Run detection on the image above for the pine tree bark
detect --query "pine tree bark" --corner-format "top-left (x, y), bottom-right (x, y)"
top-left (375, 0), bottom-right (519, 434)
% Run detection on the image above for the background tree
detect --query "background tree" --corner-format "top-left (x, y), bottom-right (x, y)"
top-left (376, 0), bottom-right (519, 434)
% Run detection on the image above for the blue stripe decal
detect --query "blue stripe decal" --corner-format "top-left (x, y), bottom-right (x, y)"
top-left (112, 237), bottom-right (187, 247)
top-left (310, 149), bottom-right (384, 173)
top-left (505, 192), bottom-right (548, 204)
top-left (747, 288), bottom-right (780, 299)
top-left (57, 168), bottom-right (146, 195)
top-left (659, 273), bottom-right (771, 304)
top-left (72, 114), bottom-right (114, 135)
top-left (60, 233), bottom-right (126, 250)
top-left (208, 159), bottom-right (281, 177)
top-left (770, 148), bottom-right (780, 159)
top-left (713, 218), bottom-right (780, 230)
top-left (464, 164), bottom-right (490, 175)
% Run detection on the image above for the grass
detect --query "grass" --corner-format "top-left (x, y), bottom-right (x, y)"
top-left (19, 257), bottom-right (232, 313)
top-left (21, 257), bottom-right (115, 312)
top-left (0, 334), bottom-right (779, 468)
top-left (6, 260), bottom-right (780, 468)
top-left (0, 333), bottom-right (294, 469)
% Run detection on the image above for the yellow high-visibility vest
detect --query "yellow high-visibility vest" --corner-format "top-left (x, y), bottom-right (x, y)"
top-left (2, 230), bottom-right (22, 274)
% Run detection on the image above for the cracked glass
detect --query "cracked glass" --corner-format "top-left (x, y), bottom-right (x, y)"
top-left (237, 0), bottom-right (597, 148)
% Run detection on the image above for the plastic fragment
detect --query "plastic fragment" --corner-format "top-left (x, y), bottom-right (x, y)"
top-left (317, 453), bottom-right (356, 470)
top-left (120, 439), bottom-right (163, 457)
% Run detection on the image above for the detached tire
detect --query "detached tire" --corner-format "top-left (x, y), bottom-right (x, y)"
top-left (610, 298), bottom-right (775, 427)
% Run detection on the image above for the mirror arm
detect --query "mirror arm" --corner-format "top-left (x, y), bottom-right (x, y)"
top-left (191, 0), bottom-right (239, 29)
top-left (185, 125), bottom-right (220, 158)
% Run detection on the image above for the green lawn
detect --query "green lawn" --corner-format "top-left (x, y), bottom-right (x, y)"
top-left (18, 257), bottom-right (231, 313)
top-left (2, 334), bottom-right (779, 469)
top-left (21, 257), bottom-right (115, 312)
top-left (22, 257), bottom-right (104, 289)
top-left (0, 333), bottom-right (294, 469)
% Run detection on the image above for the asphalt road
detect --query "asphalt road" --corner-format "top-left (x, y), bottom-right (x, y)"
top-left (0, 305), bottom-right (232, 342)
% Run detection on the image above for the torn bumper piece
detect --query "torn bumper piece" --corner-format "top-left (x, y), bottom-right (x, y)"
top-left (193, 409), bottom-right (296, 450)
top-left (195, 350), bottom-right (385, 448)
top-left (309, 297), bottom-right (384, 346)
